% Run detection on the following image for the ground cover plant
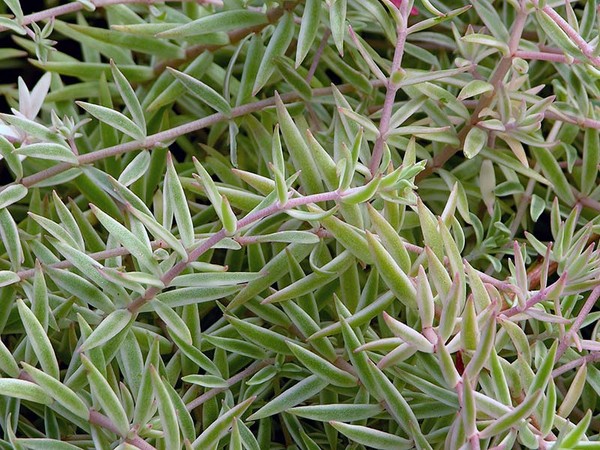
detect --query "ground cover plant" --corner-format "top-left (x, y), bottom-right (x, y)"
top-left (0, 0), bottom-right (598, 448)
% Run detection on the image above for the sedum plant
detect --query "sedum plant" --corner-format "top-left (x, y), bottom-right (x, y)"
top-left (0, 0), bottom-right (599, 448)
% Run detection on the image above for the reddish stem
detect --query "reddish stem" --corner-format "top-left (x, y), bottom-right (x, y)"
top-left (556, 285), bottom-right (600, 360)
top-left (368, 4), bottom-right (410, 176)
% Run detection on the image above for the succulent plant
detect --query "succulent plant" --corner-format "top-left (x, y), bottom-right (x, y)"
top-left (0, 0), bottom-right (599, 449)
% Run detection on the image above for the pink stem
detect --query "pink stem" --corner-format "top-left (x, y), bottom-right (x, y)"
top-left (127, 189), bottom-right (342, 312)
top-left (16, 80), bottom-right (385, 190)
top-left (17, 246), bottom-right (137, 280)
top-left (514, 50), bottom-right (578, 64)
top-left (186, 359), bottom-right (274, 411)
top-left (0, 0), bottom-right (208, 32)
top-left (368, 4), bottom-right (410, 176)
top-left (501, 273), bottom-right (567, 318)
top-left (89, 410), bottom-right (156, 450)
top-left (556, 285), bottom-right (600, 360)
top-left (306, 29), bottom-right (331, 83)
top-left (533, 1), bottom-right (600, 67)
top-left (552, 352), bottom-right (600, 378)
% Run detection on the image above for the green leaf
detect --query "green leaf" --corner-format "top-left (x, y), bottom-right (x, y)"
top-left (0, 184), bottom-right (27, 209)
top-left (329, 421), bottom-right (413, 450)
top-left (165, 153), bottom-right (195, 247)
top-left (263, 250), bottom-right (354, 304)
top-left (252, 13), bottom-right (294, 95)
top-left (17, 299), bottom-right (59, 379)
top-left (151, 285), bottom-right (241, 309)
top-left (70, 24), bottom-right (182, 58)
top-left (309, 291), bottom-right (395, 340)
top-left (319, 213), bottom-right (372, 264)
top-left (76, 101), bottom-right (145, 140)
top-left (274, 56), bottom-right (312, 100)
top-left (0, 210), bottom-right (21, 270)
top-left (0, 136), bottom-right (23, 180)
top-left (162, 374), bottom-right (196, 443)
top-left (79, 309), bottom-right (134, 352)
top-left (367, 204), bottom-right (411, 272)
top-left (150, 367), bottom-right (180, 449)
top-left (480, 148), bottom-right (550, 186)
top-left (296, 0), bottom-right (322, 66)
top-left (0, 17), bottom-right (25, 34)
top-left (383, 312), bottom-right (433, 353)
top-left (21, 363), bottom-right (89, 420)
top-left (470, 0), bottom-right (509, 41)
top-left (28, 212), bottom-right (81, 250)
top-left (366, 231), bottom-right (416, 309)
top-left (479, 390), bottom-right (543, 439)
top-left (248, 375), bottom-right (329, 420)
top-left (251, 231), bottom-right (320, 244)
top-left (118, 150), bottom-right (150, 187)
top-left (91, 205), bottom-right (159, 275)
top-left (581, 124), bottom-right (599, 195)
top-left (110, 60), bottom-right (145, 135)
top-left (527, 341), bottom-right (557, 396)
top-left (168, 68), bottom-right (231, 116)
top-left (0, 338), bottom-right (19, 378)
top-left (133, 338), bottom-right (160, 426)
top-left (531, 146), bottom-right (577, 204)
top-left (226, 315), bottom-right (292, 355)
top-left (127, 205), bottom-right (188, 260)
top-left (287, 341), bottom-right (357, 387)
top-left (81, 354), bottom-right (130, 436)
top-left (0, 114), bottom-right (65, 144)
top-left (329, 0), bottom-right (347, 55)
top-left (151, 299), bottom-right (192, 344)
top-left (191, 397), bottom-right (255, 449)
top-left (289, 404), bottom-right (383, 422)
top-left (0, 270), bottom-right (21, 287)
top-left (220, 194), bottom-right (237, 235)
top-left (30, 61), bottom-right (153, 82)
top-left (45, 265), bottom-right (115, 313)
top-left (461, 33), bottom-right (509, 55)
top-left (158, 10), bottom-right (267, 38)
top-left (535, 9), bottom-right (585, 60)
top-left (31, 260), bottom-right (50, 331)
top-left (51, 191), bottom-right (84, 250)
top-left (146, 51), bottom-right (213, 111)
top-left (171, 272), bottom-right (261, 287)
top-left (14, 439), bottom-right (81, 450)
top-left (559, 409), bottom-right (592, 448)
top-left (236, 35), bottom-right (263, 106)
top-left (4, 0), bottom-right (23, 20)
top-left (463, 126), bottom-right (487, 159)
top-left (204, 335), bottom-right (267, 360)
top-left (276, 94), bottom-right (324, 195)
top-left (0, 379), bottom-right (52, 404)
top-left (182, 374), bottom-right (228, 388)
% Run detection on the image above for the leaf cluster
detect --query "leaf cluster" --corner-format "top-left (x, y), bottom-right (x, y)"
top-left (0, 0), bottom-right (598, 449)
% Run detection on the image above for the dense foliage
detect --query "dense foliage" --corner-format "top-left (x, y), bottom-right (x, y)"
top-left (0, 0), bottom-right (599, 448)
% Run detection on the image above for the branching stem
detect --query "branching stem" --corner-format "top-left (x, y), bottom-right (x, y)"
top-left (186, 359), bottom-right (275, 411)
top-left (127, 189), bottom-right (343, 312)
top-left (16, 80), bottom-right (384, 190)
top-left (88, 410), bottom-right (156, 450)
top-left (556, 285), bottom-right (600, 360)
top-left (415, 4), bottom-right (529, 182)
